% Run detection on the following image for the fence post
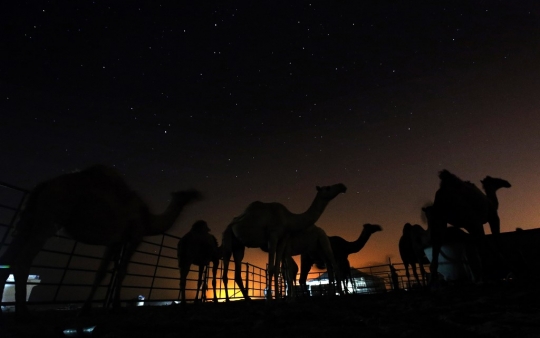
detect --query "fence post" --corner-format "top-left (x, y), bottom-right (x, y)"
top-left (52, 241), bottom-right (79, 305)
top-left (244, 262), bottom-right (250, 299)
top-left (148, 235), bottom-right (165, 302)
top-left (0, 187), bottom-right (28, 248)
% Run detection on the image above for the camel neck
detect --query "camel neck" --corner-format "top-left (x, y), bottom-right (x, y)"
top-left (484, 189), bottom-right (500, 209)
top-left (146, 198), bottom-right (185, 236)
top-left (348, 231), bottom-right (372, 254)
top-left (291, 197), bottom-right (329, 231)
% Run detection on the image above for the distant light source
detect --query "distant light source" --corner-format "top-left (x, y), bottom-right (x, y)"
top-left (62, 325), bottom-right (96, 337)
top-left (0, 265), bottom-right (10, 269)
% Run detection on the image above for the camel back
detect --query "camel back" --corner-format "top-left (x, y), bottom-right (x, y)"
top-left (437, 170), bottom-right (488, 213)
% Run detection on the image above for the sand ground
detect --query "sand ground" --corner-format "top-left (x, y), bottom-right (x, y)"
top-left (2, 279), bottom-right (540, 338)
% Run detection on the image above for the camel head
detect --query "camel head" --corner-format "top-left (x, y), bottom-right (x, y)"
top-left (190, 220), bottom-right (210, 233)
top-left (315, 183), bottom-right (347, 201)
top-left (171, 189), bottom-right (203, 205)
top-left (481, 176), bottom-right (511, 190)
top-left (144, 189), bottom-right (202, 236)
top-left (363, 223), bottom-right (383, 234)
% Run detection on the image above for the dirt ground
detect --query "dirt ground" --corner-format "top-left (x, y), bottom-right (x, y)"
top-left (2, 279), bottom-right (540, 338)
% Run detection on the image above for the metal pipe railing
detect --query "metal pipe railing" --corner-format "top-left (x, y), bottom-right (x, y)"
top-left (0, 181), bottom-right (395, 311)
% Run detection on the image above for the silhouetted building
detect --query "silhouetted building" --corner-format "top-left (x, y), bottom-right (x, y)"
top-left (306, 268), bottom-right (386, 295)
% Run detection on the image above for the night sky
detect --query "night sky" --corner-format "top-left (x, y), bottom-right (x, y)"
top-left (2, 1), bottom-right (540, 269)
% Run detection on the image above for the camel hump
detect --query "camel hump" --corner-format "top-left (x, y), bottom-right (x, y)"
top-left (402, 223), bottom-right (413, 236)
top-left (15, 165), bottom-right (134, 237)
top-left (190, 220), bottom-right (210, 233)
top-left (438, 169), bottom-right (464, 188)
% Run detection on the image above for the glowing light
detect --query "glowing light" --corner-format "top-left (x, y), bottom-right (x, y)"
top-left (63, 326), bottom-right (96, 337)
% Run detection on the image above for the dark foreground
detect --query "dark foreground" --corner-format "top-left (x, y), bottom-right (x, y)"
top-left (2, 280), bottom-right (540, 338)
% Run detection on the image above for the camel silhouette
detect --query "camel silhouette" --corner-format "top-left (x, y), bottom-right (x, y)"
top-left (399, 223), bottom-right (429, 288)
top-left (177, 220), bottom-right (222, 304)
top-left (0, 165), bottom-right (201, 315)
top-left (480, 175), bottom-right (512, 234)
top-left (424, 169), bottom-right (511, 285)
top-left (221, 183), bottom-right (347, 301)
top-left (298, 223), bottom-right (382, 294)
top-left (280, 224), bottom-right (342, 298)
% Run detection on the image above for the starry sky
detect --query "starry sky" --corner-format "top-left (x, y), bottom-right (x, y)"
top-left (2, 1), bottom-right (540, 270)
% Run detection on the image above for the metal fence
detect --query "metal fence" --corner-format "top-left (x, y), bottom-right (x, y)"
top-left (0, 181), bottom-right (271, 310)
top-left (0, 181), bottom-right (416, 311)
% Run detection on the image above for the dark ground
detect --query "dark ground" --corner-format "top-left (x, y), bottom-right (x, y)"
top-left (2, 280), bottom-right (540, 338)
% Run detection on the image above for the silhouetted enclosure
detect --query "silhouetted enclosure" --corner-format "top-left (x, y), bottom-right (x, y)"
top-left (0, 181), bottom-right (272, 310)
top-left (6, 180), bottom-right (537, 311)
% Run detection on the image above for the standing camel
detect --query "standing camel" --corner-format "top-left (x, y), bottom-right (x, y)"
top-left (399, 223), bottom-right (429, 288)
top-left (425, 170), bottom-right (511, 285)
top-left (280, 225), bottom-right (341, 298)
top-left (0, 165), bottom-right (201, 315)
top-left (221, 183), bottom-right (347, 301)
top-left (298, 223), bottom-right (382, 293)
top-left (177, 220), bottom-right (221, 304)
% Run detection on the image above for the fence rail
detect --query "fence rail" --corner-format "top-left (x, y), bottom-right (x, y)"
top-left (0, 181), bottom-right (416, 311)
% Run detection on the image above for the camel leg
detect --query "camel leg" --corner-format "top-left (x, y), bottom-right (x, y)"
top-left (111, 242), bottom-right (139, 311)
top-left (178, 262), bottom-right (189, 305)
top-left (230, 246), bottom-right (250, 301)
top-left (321, 240), bottom-right (342, 296)
top-left (418, 263), bottom-right (427, 286)
top-left (80, 244), bottom-right (120, 314)
top-left (488, 214), bottom-right (500, 235)
top-left (428, 220), bottom-right (445, 287)
top-left (272, 237), bottom-right (288, 300)
top-left (0, 236), bottom-right (24, 314)
top-left (222, 250), bottom-right (231, 302)
top-left (429, 244), bottom-right (441, 287)
top-left (265, 237), bottom-right (278, 301)
top-left (211, 259), bottom-right (219, 302)
top-left (464, 228), bottom-right (485, 284)
top-left (410, 263), bottom-right (421, 286)
top-left (233, 252), bottom-right (250, 300)
top-left (403, 263), bottom-right (411, 289)
top-left (283, 256), bottom-right (298, 298)
top-left (7, 235), bottom-right (50, 315)
top-left (299, 255), bottom-right (312, 296)
top-left (195, 265), bottom-right (204, 302)
top-left (341, 259), bottom-right (350, 294)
